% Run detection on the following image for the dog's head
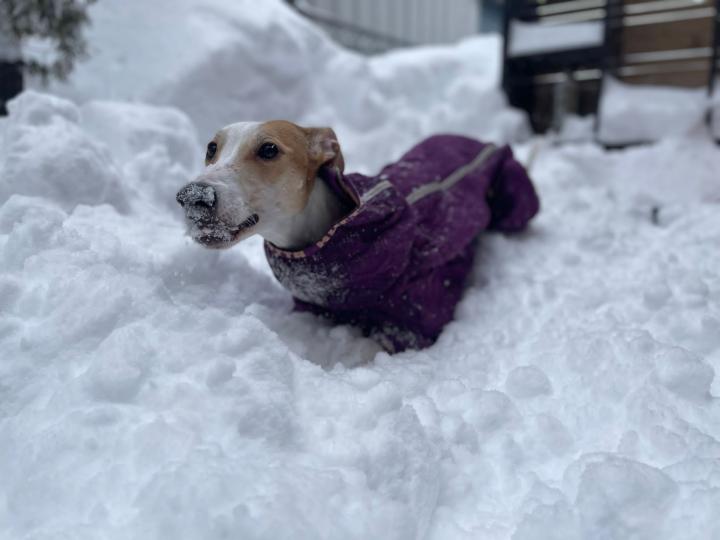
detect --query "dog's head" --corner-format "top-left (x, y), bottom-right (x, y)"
top-left (176, 120), bottom-right (344, 249)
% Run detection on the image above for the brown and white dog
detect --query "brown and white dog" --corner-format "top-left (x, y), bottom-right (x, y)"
top-left (176, 121), bottom-right (351, 251)
top-left (176, 120), bottom-right (539, 352)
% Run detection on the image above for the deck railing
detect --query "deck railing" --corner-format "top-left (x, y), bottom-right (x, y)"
top-left (502, 0), bottom-right (720, 137)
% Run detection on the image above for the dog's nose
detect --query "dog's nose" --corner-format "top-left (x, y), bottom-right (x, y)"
top-left (176, 183), bottom-right (216, 209)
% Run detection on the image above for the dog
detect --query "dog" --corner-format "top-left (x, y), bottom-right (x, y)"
top-left (176, 121), bottom-right (539, 352)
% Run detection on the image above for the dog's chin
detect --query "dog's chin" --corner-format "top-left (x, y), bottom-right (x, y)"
top-left (193, 233), bottom-right (243, 250)
top-left (189, 214), bottom-right (260, 250)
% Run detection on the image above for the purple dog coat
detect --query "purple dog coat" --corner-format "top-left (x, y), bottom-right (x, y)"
top-left (264, 134), bottom-right (540, 352)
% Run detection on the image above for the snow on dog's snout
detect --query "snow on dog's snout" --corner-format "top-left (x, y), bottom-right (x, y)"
top-left (176, 190), bottom-right (254, 252)
top-left (177, 165), bottom-right (260, 248)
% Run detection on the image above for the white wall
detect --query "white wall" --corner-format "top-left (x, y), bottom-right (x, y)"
top-left (299, 0), bottom-right (480, 46)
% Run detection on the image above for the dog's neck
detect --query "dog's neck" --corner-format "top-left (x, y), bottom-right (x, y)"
top-left (261, 175), bottom-right (349, 250)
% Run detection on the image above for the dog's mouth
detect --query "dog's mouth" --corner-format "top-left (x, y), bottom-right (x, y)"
top-left (192, 213), bottom-right (260, 248)
top-left (235, 213), bottom-right (260, 233)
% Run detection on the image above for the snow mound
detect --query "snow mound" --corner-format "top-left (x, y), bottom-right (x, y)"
top-left (80, 100), bottom-right (199, 171)
top-left (46, 0), bottom-right (528, 172)
top-left (599, 77), bottom-right (709, 145)
top-left (1, 91), bottom-right (128, 212)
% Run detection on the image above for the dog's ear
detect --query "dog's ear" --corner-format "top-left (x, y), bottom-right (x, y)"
top-left (305, 127), bottom-right (345, 174)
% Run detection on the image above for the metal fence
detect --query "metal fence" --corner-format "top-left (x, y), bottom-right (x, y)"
top-left (287, 0), bottom-right (482, 54)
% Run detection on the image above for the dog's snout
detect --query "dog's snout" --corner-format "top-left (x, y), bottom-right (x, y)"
top-left (176, 182), bottom-right (216, 209)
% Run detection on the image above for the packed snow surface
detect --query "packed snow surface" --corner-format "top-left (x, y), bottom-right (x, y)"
top-left (2, 1), bottom-right (720, 539)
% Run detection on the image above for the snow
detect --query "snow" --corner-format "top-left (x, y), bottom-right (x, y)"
top-left (508, 20), bottom-right (604, 57)
top-left (599, 77), bottom-right (710, 145)
top-left (554, 114), bottom-right (596, 143)
top-left (46, 0), bottom-right (527, 163)
top-left (2, 1), bottom-right (720, 539)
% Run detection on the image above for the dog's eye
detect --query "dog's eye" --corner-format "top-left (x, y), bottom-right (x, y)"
top-left (257, 142), bottom-right (279, 160)
top-left (206, 141), bottom-right (217, 161)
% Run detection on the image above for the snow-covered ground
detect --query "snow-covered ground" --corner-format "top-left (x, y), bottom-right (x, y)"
top-left (2, 1), bottom-right (719, 539)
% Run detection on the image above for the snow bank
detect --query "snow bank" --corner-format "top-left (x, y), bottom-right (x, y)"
top-left (0, 91), bottom-right (127, 212)
top-left (45, 0), bottom-right (528, 172)
top-left (3, 1), bottom-right (720, 539)
top-left (599, 77), bottom-right (709, 145)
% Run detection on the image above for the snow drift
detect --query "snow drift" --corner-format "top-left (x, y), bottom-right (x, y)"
top-left (599, 77), bottom-right (710, 145)
top-left (2, 0), bottom-right (720, 539)
top-left (47, 0), bottom-right (528, 172)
